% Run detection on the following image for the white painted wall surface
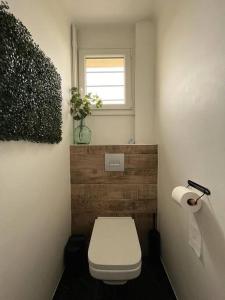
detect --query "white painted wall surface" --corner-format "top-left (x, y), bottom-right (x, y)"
top-left (135, 20), bottom-right (155, 144)
top-left (77, 24), bottom-right (135, 145)
top-left (0, 1), bottom-right (72, 299)
top-left (85, 115), bottom-right (134, 145)
top-left (77, 23), bottom-right (135, 49)
top-left (156, 0), bottom-right (225, 299)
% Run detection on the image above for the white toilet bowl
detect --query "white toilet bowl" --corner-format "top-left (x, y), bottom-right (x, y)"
top-left (88, 217), bottom-right (142, 285)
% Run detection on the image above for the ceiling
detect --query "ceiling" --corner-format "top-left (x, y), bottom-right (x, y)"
top-left (61, 0), bottom-right (156, 24)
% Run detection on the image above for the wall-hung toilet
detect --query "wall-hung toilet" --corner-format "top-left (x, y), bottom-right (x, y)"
top-left (88, 217), bottom-right (142, 285)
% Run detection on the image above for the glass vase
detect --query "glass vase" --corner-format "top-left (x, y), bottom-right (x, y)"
top-left (74, 119), bottom-right (91, 144)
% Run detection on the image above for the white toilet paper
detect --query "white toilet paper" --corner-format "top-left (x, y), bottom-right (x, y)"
top-left (172, 186), bottom-right (202, 213)
top-left (188, 213), bottom-right (202, 257)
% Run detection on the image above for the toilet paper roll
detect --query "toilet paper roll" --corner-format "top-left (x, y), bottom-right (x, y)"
top-left (172, 186), bottom-right (202, 213)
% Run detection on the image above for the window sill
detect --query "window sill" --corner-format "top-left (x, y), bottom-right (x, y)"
top-left (91, 108), bottom-right (135, 116)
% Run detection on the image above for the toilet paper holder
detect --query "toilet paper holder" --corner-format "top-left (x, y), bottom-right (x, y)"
top-left (186, 180), bottom-right (211, 206)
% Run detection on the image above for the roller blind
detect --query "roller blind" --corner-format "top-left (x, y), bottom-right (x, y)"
top-left (85, 57), bottom-right (125, 105)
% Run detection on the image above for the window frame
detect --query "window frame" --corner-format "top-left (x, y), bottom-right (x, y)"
top-left (78, 48), bottom-right (133, 111)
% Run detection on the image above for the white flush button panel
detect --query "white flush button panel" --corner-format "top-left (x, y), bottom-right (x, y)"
top-left (105, 153), bottom-right (124, 172)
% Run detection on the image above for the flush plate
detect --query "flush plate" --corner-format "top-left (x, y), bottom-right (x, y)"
top-left (105, 153), bottom-right (124, 172)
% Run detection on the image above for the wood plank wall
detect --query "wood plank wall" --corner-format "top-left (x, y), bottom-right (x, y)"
top-left (70, 145), bottom-right (158, 254)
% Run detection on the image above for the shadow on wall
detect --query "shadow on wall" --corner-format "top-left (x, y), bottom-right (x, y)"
top-left (196, 201), bottom-right (225, 297)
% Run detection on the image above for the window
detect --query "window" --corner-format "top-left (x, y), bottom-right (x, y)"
top-left (85, 57), bottom-right (125, 105)
top-left (79, 49), bottom-right (132, 110)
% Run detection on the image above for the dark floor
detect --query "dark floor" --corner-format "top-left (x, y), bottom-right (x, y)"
top-left (53, 258), bottom-right (176, 300)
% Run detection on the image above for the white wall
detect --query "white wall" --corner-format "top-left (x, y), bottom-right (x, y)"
top-left (156, 0), bottom-right (225, 299)
top-left (77, 23), bottom-right (135, 49)
top-left (0, 1), bottom-right (72, 300)
top-left (135, 20), bottom-right (155, 144)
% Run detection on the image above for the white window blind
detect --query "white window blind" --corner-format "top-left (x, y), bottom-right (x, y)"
top-left (85, 57), bottom-right (125, 105)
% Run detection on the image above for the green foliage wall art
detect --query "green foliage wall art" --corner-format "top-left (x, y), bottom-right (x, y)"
top-left (0, 2), bottom-right (62, 143)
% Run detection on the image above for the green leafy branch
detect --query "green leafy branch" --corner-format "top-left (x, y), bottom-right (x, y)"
top-left (70, 87), bottom-right (102, 121)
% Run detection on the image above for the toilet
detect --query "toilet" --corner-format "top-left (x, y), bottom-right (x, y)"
top-left (88, 217), bottom-right (142, 285)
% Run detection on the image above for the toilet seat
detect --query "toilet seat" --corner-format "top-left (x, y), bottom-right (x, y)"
top-left (88, 217), bottom-right (142, 283)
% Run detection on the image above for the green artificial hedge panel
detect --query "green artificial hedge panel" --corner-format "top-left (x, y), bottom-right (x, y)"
top-left (0, 2), bottom-right (62, 143)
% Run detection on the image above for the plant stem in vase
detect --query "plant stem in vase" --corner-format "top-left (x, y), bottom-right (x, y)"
top-left (74, 118), bottom-right (91, 144)
top-left (70, 87), bottom-right (102, 144)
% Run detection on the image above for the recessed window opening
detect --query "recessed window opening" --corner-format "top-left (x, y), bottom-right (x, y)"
top-left (85, 56), bottom-right (125, 105)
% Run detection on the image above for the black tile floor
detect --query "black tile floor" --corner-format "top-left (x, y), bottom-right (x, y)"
top-left (53, 258), bottom-right (176, 300)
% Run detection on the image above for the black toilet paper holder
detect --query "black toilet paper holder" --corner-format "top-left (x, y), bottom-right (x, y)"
top-left (186, 180), bottom-right (211, 206)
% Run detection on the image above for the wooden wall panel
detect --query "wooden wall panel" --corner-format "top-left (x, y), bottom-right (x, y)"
top-left (70, 145), bottom-right (158, 255)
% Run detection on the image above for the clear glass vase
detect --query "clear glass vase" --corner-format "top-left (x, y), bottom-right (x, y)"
top-left (74, 119), bottom-right (91, 144)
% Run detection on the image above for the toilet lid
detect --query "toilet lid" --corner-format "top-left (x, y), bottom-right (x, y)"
top-left (88, 217), bottom-right (142, 271)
